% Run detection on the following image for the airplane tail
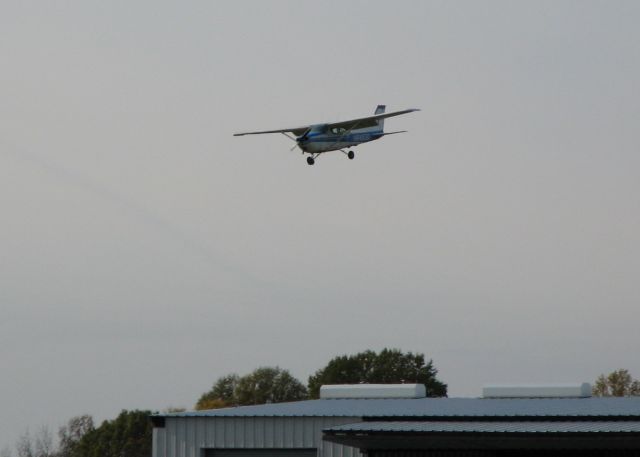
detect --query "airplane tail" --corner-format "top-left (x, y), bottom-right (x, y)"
top-left (374, 105), bottom-right (386, 131)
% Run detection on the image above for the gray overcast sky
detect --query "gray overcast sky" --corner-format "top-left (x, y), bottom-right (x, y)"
top-left (1, 0), bottom-right (639, 450)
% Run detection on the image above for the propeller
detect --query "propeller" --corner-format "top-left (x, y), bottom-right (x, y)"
top-left (282, 131), bottom-right (307, 153)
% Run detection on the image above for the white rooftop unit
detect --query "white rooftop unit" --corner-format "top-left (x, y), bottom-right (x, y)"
top-left (482, 383), bottom-right (592, 398)
top-left (320, 384), bottom-right (427, 399)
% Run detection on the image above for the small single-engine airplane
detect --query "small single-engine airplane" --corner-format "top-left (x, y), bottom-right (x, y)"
top-left (234, 105), bottom-right (419, 165)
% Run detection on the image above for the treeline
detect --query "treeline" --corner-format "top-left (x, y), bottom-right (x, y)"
top-left (196, 348), bottom-right (447, 409)
top-left (3, 410), bottom-right (151, 457)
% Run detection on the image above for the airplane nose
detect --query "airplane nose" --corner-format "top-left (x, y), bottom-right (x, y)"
top-left (295, 137), bottom-right (307, 151)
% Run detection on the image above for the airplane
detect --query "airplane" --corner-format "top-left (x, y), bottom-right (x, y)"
top-left (233, 105), bottom-right (419, 165)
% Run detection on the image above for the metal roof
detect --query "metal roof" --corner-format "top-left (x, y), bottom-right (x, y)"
top-left (160, 397), bottom-right (640, 419)
top-left (325, 421), bottom-right (640, 434)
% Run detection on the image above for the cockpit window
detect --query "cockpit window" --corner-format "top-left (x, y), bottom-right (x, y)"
top-left (310, 124), bottom-right (329, 134)
top-left (330, 127), bottom-right (347, 135)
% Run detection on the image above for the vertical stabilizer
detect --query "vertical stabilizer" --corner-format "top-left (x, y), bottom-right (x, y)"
top-left (374, 105), bottom-right (386, 131)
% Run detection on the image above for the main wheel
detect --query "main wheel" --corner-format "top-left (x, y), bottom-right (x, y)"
top-left (307, 156), bottom-right (315, 165)
top-left (348, 150), bottom-right (355, 160)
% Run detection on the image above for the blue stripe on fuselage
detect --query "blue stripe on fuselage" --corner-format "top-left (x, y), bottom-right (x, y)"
top-left (299, 132), bottom-right (383, 144)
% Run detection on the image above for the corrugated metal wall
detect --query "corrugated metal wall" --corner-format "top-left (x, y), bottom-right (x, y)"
top-left (153, 416), bottom-right (362, 457)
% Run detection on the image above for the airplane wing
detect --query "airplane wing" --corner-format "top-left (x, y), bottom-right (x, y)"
top-left (233, 108), bottom-right (419, 137)
top-left (233, 126), bottom-right (310, 137)
top-left (327, 108), bottom-right (420, 131)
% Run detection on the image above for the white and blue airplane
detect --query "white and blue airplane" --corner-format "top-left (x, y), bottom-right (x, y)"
top-left (234, 105), bottom-right (419, 165)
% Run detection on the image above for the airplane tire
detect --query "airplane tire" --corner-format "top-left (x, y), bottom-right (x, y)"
top-left (307, 156), bottom-right (315, 165)
top-left (348, 150), bottom-right (355, 160)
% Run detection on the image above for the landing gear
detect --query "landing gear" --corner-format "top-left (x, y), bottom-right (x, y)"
top-left (307, 156), bottom-right (315, 166)
top-left (341, 149), bottom-right (356, 160)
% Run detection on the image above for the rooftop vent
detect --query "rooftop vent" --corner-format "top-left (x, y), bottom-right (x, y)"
top-left (482, 383), bottom-right (592, 398)
top-left (320, 384), bottom-right (426, 399)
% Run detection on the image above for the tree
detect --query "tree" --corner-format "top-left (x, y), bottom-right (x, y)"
top-left (69, 410), bottom-right (151, 457)
top-left (593, 369), bottom-right (640, 397)
top-left (57, 415), bottom-right (94, 457)
top-left (33, 428), bottom-right (53, 457)
top-left (308, 348), bottom-right (447, 398)
top-left (235, 367), bottom-right (308, 405)
top-left (15, 427), bottom-right (54, 457)
top-left (196, 368), bottom-right (308, 409)
top-left (15, 431), bottom-right (33, 457)
top-left (195, 397), bottom-right (230, 411)
top-left (196, 374), bottom-right (240, 409)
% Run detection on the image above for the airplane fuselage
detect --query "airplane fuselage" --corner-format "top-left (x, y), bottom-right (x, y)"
top-left (296, 124), bottom-right (383, 154)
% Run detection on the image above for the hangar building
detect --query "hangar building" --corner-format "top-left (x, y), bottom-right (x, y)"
top-left (151, 384), bottom-right (640, 457)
